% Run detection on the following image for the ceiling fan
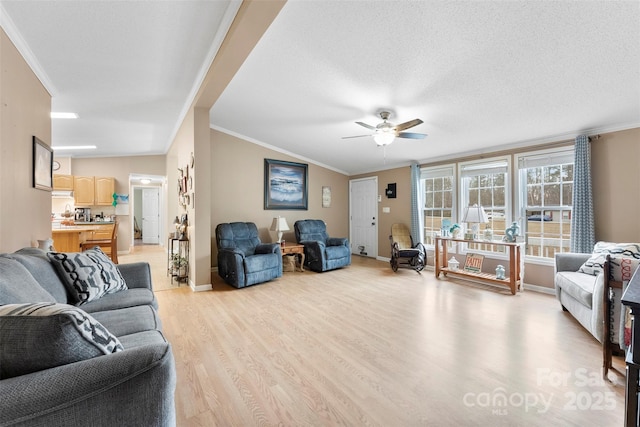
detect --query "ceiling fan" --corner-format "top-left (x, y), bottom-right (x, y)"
top-left (343, 111), bottom-right (427, 146)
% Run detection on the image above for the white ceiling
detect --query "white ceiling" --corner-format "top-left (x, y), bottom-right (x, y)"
top-left (2, 1), bottom-right (639, 175)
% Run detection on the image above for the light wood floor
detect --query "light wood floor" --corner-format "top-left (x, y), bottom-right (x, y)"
top-left (133, 247), bottom-right (626, 426)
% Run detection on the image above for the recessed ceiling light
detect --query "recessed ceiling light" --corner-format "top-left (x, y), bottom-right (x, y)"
top-left (50, 112), bottom-right (78, 119)
top-left (51, 145), bottom-right (97, 150)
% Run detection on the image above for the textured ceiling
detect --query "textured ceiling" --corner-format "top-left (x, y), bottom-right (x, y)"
top-left (1, 1), bottom-right (639, 175)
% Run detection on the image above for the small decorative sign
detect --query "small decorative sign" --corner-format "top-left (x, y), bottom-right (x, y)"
top-left (464, 253), bottom-right (484, 273)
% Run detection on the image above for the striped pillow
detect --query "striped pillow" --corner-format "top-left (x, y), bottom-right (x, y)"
top-left (0, 302), bottom-right (123, 379)
top-left (47, 247), bottom-right (127, 305)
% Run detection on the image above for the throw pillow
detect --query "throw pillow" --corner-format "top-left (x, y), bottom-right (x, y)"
top-left (578, 254), bottom-right (607, 276)
top-left (0, 256), bottom-right (56, 304)
top-left (0, 302), bottom-right (123, 379)
top-left (47, 247), bottom-right (127, 305)
top-left (578, 242), bottom-right (640, 276)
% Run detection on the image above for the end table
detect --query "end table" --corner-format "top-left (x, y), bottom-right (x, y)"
top-left (281, 242), bottom-right (305, 272)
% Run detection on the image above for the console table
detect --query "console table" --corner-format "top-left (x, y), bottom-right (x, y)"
top-left (434, 237), bottom-right (522, 295)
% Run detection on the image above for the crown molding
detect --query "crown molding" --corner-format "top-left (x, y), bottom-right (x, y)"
top-left (0, 3), bottom-right (56, 96)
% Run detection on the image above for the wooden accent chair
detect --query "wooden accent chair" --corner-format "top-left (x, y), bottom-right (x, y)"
top-left (81, 222), bottom-right (118, 264)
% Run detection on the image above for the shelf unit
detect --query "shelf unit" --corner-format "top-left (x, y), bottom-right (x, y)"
top-left (167, 237), bottom-right (189, 284)
top-left (434, 236), bottom-right (522, 295)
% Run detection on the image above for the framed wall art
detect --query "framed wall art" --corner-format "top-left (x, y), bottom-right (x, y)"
top-left (264, 159), bottom-right (308, 210)
top-left (32, 136), bottom-right (53, 191)
top-left (322, 186), bottom-right (331, 208)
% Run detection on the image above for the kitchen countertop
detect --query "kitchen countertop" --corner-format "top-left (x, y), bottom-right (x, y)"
top-left (52, 227), bottom-right (100, 233)
top-left (74, 221), bottom-right (115, 225)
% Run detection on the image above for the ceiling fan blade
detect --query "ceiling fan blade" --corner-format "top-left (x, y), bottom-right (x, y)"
top-left (342, 134), bottom-right (372, 139)
top-left (355, 121), bottom-right (376, 130)
top-left (397, 132), bottom-right (427, 139)
top-left (395, 118), bottom-right (423, 132)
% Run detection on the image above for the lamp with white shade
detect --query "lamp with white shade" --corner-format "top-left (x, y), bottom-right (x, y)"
top-left (270, 216), bottom-right (290, 243)
top-left (462, 204), bottom-right (489, 240)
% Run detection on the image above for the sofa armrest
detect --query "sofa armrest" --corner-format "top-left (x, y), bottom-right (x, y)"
top-left (117, 262), bottom-right (152, 290)
top-left (0, 343), bottom-right (176, 427)
top-left (256, 243), bottom-right (281, 255)
top-left (555, 253), bottom-right (591, 273)
top-left (327, 237), bottom-right (348, 247)
top-left (217, 249), bottom-right (245, 285)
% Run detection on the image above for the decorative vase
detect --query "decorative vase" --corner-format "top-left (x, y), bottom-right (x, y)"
top-left (496, 265), bottom-right (506, 280)
top-left (37, 238), bottom-right (54, 251)
top-left (504, 222), bottom-right (520, 242)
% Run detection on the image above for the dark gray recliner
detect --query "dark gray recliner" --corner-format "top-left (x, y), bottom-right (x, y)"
top-left (216, 222), bottom-right (282, 288)
top-left (294, 219), bottom-right (350, 272)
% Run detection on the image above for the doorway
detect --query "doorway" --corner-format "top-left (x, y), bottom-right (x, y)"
top-left (142, 188), bottom-right (160, 244)
top-left (130, 174), bottom-right (165, 249)
top-left (349, 177), bottom-right (378, 258)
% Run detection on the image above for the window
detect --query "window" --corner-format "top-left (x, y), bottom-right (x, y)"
top-left (421, 165), bottom-right (455, 246)
top-left (459, 158), bottom-right (510, 254)
top-left (517, 149), bottom-right (574, 261)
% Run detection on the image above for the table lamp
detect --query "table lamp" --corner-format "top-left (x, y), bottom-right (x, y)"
top-left (463, 204), bottom-right (489, 240)
top-left (270, 216), bottom-right (290, 243)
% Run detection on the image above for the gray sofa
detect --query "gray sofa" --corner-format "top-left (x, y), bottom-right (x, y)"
top-left (554, 252), bottom-right (608, 343)
top-left (0, 247), bottom-right (176, 427)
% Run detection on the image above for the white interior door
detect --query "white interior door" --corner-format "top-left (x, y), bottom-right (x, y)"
top-left (142, 188), bottom-right (160, 244)
top-left (349, 177), bottom-right (378, 258)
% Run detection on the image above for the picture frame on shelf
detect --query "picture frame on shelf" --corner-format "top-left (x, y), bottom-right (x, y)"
top-left (264, 158), bottom-right (308, 210)
top-left (32, 136), bottom-right (53, 191)
top-left (464, 253), bottom-right (484, 273)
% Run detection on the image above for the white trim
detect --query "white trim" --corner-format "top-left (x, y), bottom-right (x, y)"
top-left (522, 283), bottom-right (555, 295)
top-left (190, 282), bottom-right (213, 292)
top-left (0, 3), bottom-right (56, 95)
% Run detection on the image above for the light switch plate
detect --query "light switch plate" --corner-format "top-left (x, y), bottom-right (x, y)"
top-left (382, 207), bottom-right (390, 213)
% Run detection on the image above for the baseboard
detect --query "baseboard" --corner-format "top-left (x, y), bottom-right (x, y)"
top-left (190, 280), bottom-right (212, 292)
top-left (522, 283), bottom-right (555, 295)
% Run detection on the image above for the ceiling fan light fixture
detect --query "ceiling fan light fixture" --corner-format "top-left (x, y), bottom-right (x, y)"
top-left (373, 130), bottom-right (395, 146)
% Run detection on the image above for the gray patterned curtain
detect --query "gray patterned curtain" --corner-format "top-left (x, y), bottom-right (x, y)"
top-left (410, 163), bottom-right (424, 244)
top-left (570, 135), bottom-right (595, 253)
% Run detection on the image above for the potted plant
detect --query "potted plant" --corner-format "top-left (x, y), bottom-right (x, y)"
top-left (171, 254), bottom-right (188, 277)
top-left (450, 223), bottom-right (462, 239)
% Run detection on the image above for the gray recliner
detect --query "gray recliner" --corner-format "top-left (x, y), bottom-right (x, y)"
top-left (294, 219), bottom-right (350, 272)
top-left (216, 222), bottom-right (282, 288)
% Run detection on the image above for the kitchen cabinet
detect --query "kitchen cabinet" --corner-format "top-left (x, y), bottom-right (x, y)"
top-left (53, 174), bottom-right (73, 190)
top-left (73, 176), bottom-right (115, 206)
top-left (73, 176), bottom-right (95, 206)
top-left (95, 177), bottom-right (115, 206)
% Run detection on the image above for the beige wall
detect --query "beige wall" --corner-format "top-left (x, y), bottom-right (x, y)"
top-left (210, 129), bottom-right (350, 267)
top-left (592, 128), bottom-right (640, 243)
top-left (0, 29), bottom-right (52, 252)
top-left (70, 155), bottom-right (166, 251)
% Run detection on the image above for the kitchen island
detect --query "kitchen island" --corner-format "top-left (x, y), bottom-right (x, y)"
top-left (51, 222), bottom-right (115, 253)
